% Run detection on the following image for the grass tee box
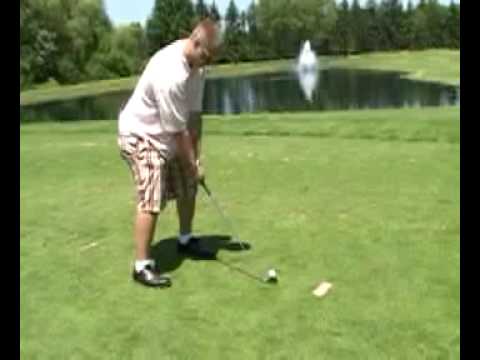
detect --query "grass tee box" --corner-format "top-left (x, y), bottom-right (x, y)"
top-left (20, 107), bottom-right (459, 359)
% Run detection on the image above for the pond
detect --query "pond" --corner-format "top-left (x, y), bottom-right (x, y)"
top-left (20, 68), bottom-right (459, 122)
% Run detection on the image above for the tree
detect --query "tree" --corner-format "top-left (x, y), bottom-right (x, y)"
top-left (351, 0), bottom-right (368, 52)
top-left (406, 0), bottom-right (414, 13)
top-left (378, 0), bottom-right (404, 50)
top-left (87, 22), bottom-right (149, 79)
top-left (418, 0), bottom-right (427, 11)
top-left (424, 0), bottom-right (449, 48)
top-left (334, 0), bottom-right (353, 55)
top-left (20, 0), bottom-right (113, 85)
top-left (223, 0), bottom-right (244, 62)
top-left (195, 0), bottom-right (209, 21)
top-left (245, 1), bottom-right (261, 60)
top-left (412, 2), bottom-right (430, 49)
top-left (146, 0), bottom-right (195, 55)
top-left (225, 0), bottom-right (240, 30)
top-left (20, 0), bottom-right (58, 86)
top-left (364, 0), bottom-right (382, 51)
top-left (445, 1), bottom-right (460, 48)
top-left (56, 0), bottom-right (113, 82)
top-left (400, 0), bottom-right (416, 49)
top-left (257, 0), bottom-right (337, 58)
top-left (208, 0), bottom-right (221, 23)
top-left (411, 0), bottom-right (447, 49)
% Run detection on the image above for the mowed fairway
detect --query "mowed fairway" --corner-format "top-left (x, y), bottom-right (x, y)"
top-left (20, 107), bottom-right (459, 359)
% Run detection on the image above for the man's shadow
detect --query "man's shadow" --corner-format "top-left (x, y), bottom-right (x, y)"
top-left (150, 234), bottom-right (251, 274)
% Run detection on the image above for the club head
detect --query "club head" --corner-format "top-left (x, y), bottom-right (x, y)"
top-left (264, 276), bottom-right (278, 284)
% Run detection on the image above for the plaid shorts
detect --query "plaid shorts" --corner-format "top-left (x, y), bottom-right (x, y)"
top-left (118, 134), bottom-right (197, 213)
top-left (165, 157), bottom-right (198, 201)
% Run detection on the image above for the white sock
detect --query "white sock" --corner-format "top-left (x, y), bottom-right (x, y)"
top-left (135, 259), bottom-right (155, 272)
top-left (178, 233), bottom-right (192, 245)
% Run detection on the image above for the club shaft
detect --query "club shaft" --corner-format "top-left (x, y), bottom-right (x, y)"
top-left (216, 256), bottom-right (265, 283)
top-left (201, 182), bottom-right (246, 250)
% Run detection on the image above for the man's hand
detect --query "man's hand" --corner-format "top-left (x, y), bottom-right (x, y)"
top-left (175, 130), bottom-right (206, 183)
top-left (186, 159), bottom-right (204, 183)
top-left (196, 160), bottom-right (205, 183)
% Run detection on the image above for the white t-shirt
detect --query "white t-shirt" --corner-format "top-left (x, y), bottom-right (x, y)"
top-left (118, 39), bottom-right (205, 156)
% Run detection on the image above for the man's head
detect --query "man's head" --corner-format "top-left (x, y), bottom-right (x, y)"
top-left (185, 18), bottom-right (221, 68)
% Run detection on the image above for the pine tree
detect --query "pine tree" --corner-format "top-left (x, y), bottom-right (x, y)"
top-left (195, 0), bottom-right (209, 21)
top-left (401, 0), bottom-right (416, 49)
top-left (224, 0), bottom-right (242, 62)
top-left (445, 1), bottom-right (460, 48)
top-left (145, 0), bottom-right (194, 54)
top-left (335, 0), bottom-right (353, 55)
top-left (381, 0), bottom-right (404, 49)
top-left (208, 0), bottom-right (221, 23)
top-left (351, 0), bottom-right (367, 52)
top-left (365, 0), bottom-right (381, 51)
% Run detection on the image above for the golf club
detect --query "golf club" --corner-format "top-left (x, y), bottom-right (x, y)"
top-left (216, 255), bottom-right (278, 285)
top-left (216, 257), bottom-right (266, 284)
top-left (199, 179), bottom-right (278, 285)
top-left (199, 179), bottom-right (246, 251)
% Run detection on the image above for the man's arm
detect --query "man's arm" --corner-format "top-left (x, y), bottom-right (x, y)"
top-left (152, 75), bottom-right (200, 179)
top-left (188, 111), bottom-right (203, 159)
top-left (174, 129), bottom-right (199, 179)
top-left (188, 68), bottom-right (205, 160)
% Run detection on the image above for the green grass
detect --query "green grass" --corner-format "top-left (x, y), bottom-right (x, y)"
top-left (20, 76), bottom-right (140, 106)
top-left (332, 49), bottom-right (460, 86)
top-left (21, 107), bottom-right (459, 359)
top-left (208, 58), bottom-right (294, 78)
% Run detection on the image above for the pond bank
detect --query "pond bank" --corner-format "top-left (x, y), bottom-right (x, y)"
top-left (20, 50), bottom-right (459, 106)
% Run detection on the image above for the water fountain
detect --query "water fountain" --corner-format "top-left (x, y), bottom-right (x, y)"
top-left (296, 40), bottom-right (319, 102)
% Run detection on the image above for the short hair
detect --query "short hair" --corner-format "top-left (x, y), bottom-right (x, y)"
top-left (190, 18), bottom-right (222, 51)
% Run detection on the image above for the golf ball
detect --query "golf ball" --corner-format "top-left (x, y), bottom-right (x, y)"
top-left (267, 269), bottom-right (277, 278)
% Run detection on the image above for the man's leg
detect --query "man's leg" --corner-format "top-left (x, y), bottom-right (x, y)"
top-left (177, 111), bottom-right (202, 241)
top-left (134, 210), bottom-right (158, 260)
top-left (131, 210), bottom-right (171, 287)
top-left (176, 188), bottom-right (215, 259)
top-left (131, 208), bottom-right (171, 287)
top-left (120, 136), bottom-right (172, 287)
top-left (176, 195), bottom-right (195, 238)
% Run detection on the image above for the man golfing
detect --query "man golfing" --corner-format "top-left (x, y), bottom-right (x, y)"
top-left (118, 19), bottom-right (221, 287)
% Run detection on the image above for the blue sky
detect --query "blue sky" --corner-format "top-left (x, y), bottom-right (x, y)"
top-left (104, 0), bottom-right (459, 26)
top-left (104, 0), bottom-right (253, 25)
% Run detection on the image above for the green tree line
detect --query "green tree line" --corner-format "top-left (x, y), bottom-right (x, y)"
top-left (20, 0), bottom-right (459, 90)
top-left (333, 0), bottom-right (460, 55)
